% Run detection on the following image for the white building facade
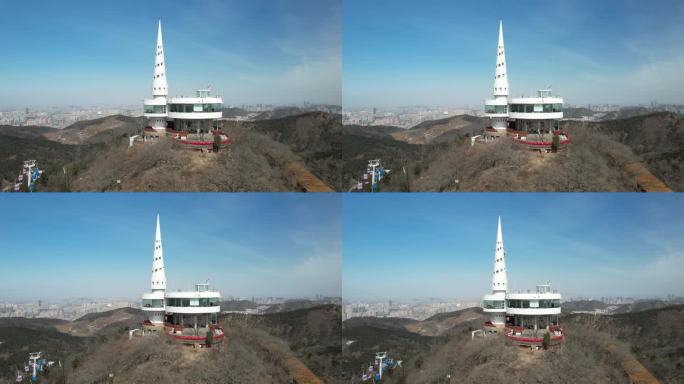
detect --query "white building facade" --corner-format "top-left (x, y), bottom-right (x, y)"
top-left (484, 21), bottom-right (565, 138)
top-left (141, 214), bottom-right (223, 342)
top-left (481, 217), bottom-right (563, 343)
top-left (143, 20), bottom-right (223, 134)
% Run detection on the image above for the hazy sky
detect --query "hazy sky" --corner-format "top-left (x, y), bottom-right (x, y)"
top-left (343, 0), bottom-right (684, 107)
top-left (343, 194), bottom-right (684, 301)
top-left (0, 194), bottom-right (341, 301)
top-left (0, 0), bottom-right (341, 108)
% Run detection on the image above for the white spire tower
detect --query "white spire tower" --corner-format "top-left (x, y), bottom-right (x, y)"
top-left (152, 20), bottom-right (168, 97)
top-left (143, 19), bottom-right (169, 131)
top-left (491, 216), bottom-right (508, 292)
top-left (484, 20), bottom-right (510, 132)
top-left (141, 213), bottom-right (167, 325)
top-left (151, 213), bottom-right (167, 291)
top-left (482, 216), bottom-right (508, 326)
top-left (493, 20), bottom-right (509, 97)
top-left (142, 19), bottom-right (224, 140)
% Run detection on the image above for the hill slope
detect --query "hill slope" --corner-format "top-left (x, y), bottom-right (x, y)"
top-left (345, 122), bottom-right (674, 192)
top-left (0, 134), bottom-right (89, 191)
top-left (69, 123), bottom-right (309, 191)
top-left (341, 125), bottom-right (425, 191)
top-left (44, 115), bottom-right (143, 145)
top-left (1, 112), bottom-right (338, 192)
top-left (250, 111), bottom-right (342, 190)
top-left (342, 305), bottom-right (683, 383)
top-left (221, 305), bottom-right (342, 382)
top-left (392, 115), bottom-right (485, 144)
top-left (55, 307), bottom-right (144, 337)
top-left (0, 306), bottom-right (340, 383)
top-left (564, 112), bottom-right (684, 190)
top-left (0, 124), bottom-right (58, 139)
top-left (565, 305), bottom-right (684, 383)
top-left (341, 112), bottom-right (683, 191)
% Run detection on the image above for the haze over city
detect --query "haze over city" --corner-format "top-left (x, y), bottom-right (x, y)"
top-left (0, 194), bottom-right (341, 301)
top-left (343, 0), bottom-right (684, 107)
top-left (0, 0), bottom-right (341, 108)
top-left (342, 194), bottom-right (684, 301)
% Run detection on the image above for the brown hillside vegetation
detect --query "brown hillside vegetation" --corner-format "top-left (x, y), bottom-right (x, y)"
top-left (398, 130), bottom-right (639, 191)
top-left (55, 308), bottom-right (144, 337)
top-left (405, 307), bottom-right (484, 337)
top-left (0, 309), bottom-right (140, 382)
top-left (44, 115), bottom-right (143, 145)
top-left (403, 322), bottom-right (632, 384)
top-left (223, 304), bottom-right (342, 383)
top-left (343, 305), bottom-right (682, 384)
top-left (391, 115), bottom-right (485, 145)
top-left (70, 126), bottom-right (303, 191)
top-left (0, 306), bottom-right (340, 383)
top-left (63, 307), bottom-right (339, 384)
top-left (563, 112), bottom-right (684, 191)
top-left (65, 328), bottom-right (296, 384)
top-left (565, 305), bottom-right (684, 383)
top-left (343, 112), bottom-right (682, 191)
top-left (249, 111), bottom-right (343, 190)
top-left (342, 317), bottom-right (436, 382)
top-left (0, 126), bottom-right (92, 191)
top-left (1, 113), bottom-right (338, 191)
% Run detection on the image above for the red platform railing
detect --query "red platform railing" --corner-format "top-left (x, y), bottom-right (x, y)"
top-left (168, 329), bottom-right (225, 342)
top-left (511, 137), bottom-right (570, 147)
top-left (506, 333), bottom-right (564, 343)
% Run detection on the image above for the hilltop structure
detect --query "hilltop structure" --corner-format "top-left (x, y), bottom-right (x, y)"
top-left (481, 217), bottom-right (564, 346)
top-left (481, 217), bottom-right (508, 326)
top-left (141, 214), bottom-right (224, 344)
top-left (142, 20), bottom-right (229, 151)
top-left (483, 21), bottom-right (569, 151)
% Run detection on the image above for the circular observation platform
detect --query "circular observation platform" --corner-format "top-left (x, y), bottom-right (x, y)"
top-left (143, 127), bottom-right (231, 152)
top-left (165, 323), bottom-right (225, 345)
top-left (482, 127), bottom-right (570, 150)
top-left (504, 325), bottom-right (564, 347)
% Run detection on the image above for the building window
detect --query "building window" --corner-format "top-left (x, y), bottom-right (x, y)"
top-left (485, 105), bottom-right (507, 114)
top-left (483, 300), bottom-right (504, 309)
top-left (143, 299), bottom-right (163, 308)
top-left (144, 105), bottom-right (166, 114)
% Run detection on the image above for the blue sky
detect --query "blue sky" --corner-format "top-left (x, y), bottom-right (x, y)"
top-left (0, 0), bottom-right (340, 108)
top-left (343, 0), bottom-right (684, 107)
top-left (0, 193), bottom-right (341, 301)
top-left (343, 194), bottom-right (684, 301)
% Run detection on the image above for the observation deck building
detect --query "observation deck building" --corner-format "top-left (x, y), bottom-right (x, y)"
top-left (483, 21), bottom-right (569, 150)
top-left (481, 217), bottom-right (564, 346)
top-left (141, 214), bottom-right (224, 344)
top-left (142, 21), bottom-right (229, 151)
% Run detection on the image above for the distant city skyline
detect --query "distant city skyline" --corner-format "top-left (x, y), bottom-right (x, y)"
top-left (0, 194), bottom-right (341, 301)
top-left (342, 194), bottom-right (684, 300)
top-left (0, 0), bottom-right (340, 107)
top-left (343, 0), bottom-right (684, 107)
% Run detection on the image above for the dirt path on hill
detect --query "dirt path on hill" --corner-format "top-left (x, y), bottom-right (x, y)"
top-left (624, 160), bottom-right (672, 192)
top-left (285, 161), bottom-right (334, 192)
top-left (283, 355), bottom-right (323, 384)
top-left (606, 345), bottom-right (661, 384)
top-left (605, 152), bottom-right (671, 191)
